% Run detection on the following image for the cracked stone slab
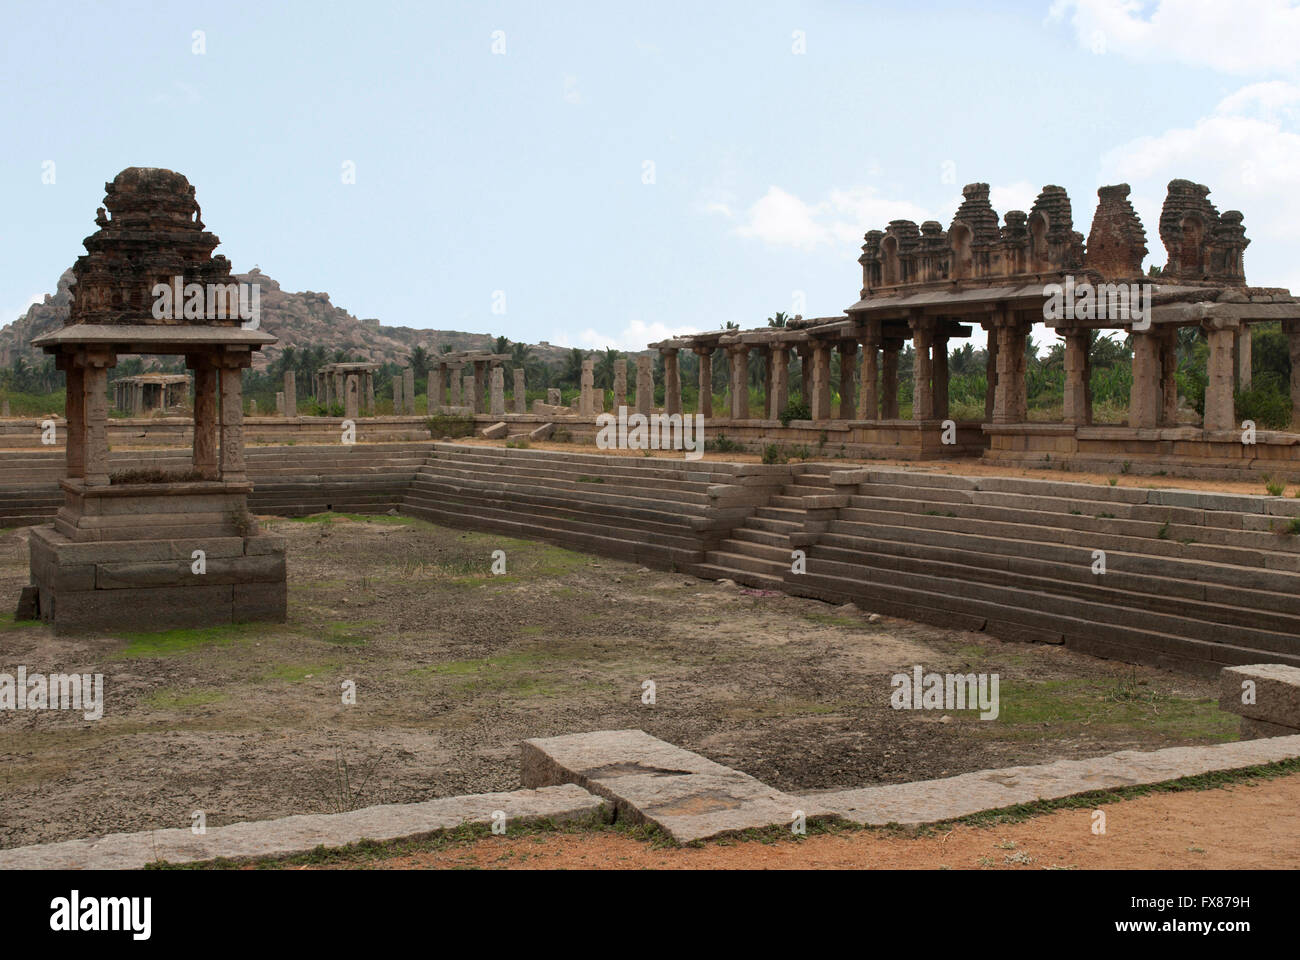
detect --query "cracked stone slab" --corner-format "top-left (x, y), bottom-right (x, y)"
top-left (0, 785), bottom-right (605, 870)
top-left (813, 734), bottom-right (1300, 826)
top-left (521, 729), bottom-right (834, 843)
top-left (1219, 663), bottom-right (1300, 730)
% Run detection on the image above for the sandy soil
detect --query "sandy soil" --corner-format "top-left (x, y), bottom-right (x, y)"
top-left (339, 772), bottom-right (1300, 870)
top-left (0, 514), bottom-right (1234, 849)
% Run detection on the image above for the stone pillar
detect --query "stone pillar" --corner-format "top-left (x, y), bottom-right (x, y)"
top-left (635, 354), bottom-right (654, 416)
top-left (344, 374), bottom-right (360, 420)
top-left (662, 349), bottom-right (681, 417)
top-left (1203, 320), bottom-right (1238, 432)
top-left (218, 360), bottom-right (246, 482)
top-left (135, 382), bottom-right (145, 416)
top-left (449, 366), bottom-right (462, 406)
top-left (547, 388), bottom-right (562, 406)
top-left (1129, 330), bottom-right (1162, 429)
top-left (472, 362), bottom-right (486, 414)
top-left (514, 368), bottom-right (526, 415)
top-left (728, 345), bottom-right (750, 419)
top-left (911, 319), bottom-right (934, 421)
top-left (392, 374), bottom-right (404, 415)
top-left (614, 358), bottom-right (628, 411)
top-left (881, 339), bottom-right (901, 419)
top-left (579, 355), bottom-right (596, 417)
top-left (1237, 325), bottom-right (1253, 392)
top-left (1062, 329), bottom-right (1091, 426)
top-left (276, 392), bottom-right (285, 415)
top-left (992, 315), bottom-right (1028, 425)
top-left (695, 349), bottom-right (712, 418)
top-left (1285, 319), bottom-right (1300, 427)
top-left (83, 354), bottom-right (113, 487)
top-left (769, 346), bottom-right (789, 421)
top-left (1160, 329), bottom-right (1179, 427)
top-left (429, 364), bottom-right (444, 414)
top-left (191, 359), bottom-right (218, 480)
top-left (491, 366), bottom-right (506, 417)
top-left (932, 334), bottom-right (949, 421)
top-left (364, 372), bottom-right (375, 415)
top-left (404, 367), bottom-right (416, 415)
top-left (837, 342), bottom-right (856, 419)
top-left (984, 327), bottom-right (999, 422)
top-left (284, 370), bottom-right (297, 418)
top-left (63, 360), bottom-right (85, 480)
top-left (857, 337), bottom-right (879, 420)
top-left (753, 346), bottom-right (772, 420)
top-left (464, 373), bottom-right (476, 411)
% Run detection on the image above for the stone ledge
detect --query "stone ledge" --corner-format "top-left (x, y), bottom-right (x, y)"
top-left (0, 784), bottom-right (606, 870)
top-left (812, 735), bottom-right (1300, 825)
top-left (1219, 663), bottom-right (1300, 733)
top-left (521, 729), bottom-right (835, 843)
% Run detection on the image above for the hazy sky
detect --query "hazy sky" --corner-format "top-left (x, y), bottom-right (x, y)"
top-left (5, 0), bottom-right (1300, 351)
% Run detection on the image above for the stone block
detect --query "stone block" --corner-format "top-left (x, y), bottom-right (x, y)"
top-left (1219, 663), bottom-right (1300, 732)
top-left (521, 729), bottom-right (835, 843)
top-left (481, 422), bottom-right (509, 439)
top-left (529, 422), bottom-right (555, 442)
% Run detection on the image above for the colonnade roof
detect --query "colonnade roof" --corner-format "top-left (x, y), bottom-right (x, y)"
top-left (433, 351), bottom-right (509, 364)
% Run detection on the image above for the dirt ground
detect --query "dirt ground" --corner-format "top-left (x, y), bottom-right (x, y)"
top-left (0, 512), bottom-right (1235, 849)
top-left (334, 772), bottom-right (1300, 870)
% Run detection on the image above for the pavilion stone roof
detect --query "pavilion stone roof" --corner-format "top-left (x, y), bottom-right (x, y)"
top-left (433, 351), bottom-right (509, 364)
top-left (319, 361), bottom-right (381, 373)
top-left (114, 373), bottom-right (191, 385)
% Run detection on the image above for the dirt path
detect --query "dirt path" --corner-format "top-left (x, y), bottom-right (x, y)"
top-left (339, 771), bottom-right (1300, 870)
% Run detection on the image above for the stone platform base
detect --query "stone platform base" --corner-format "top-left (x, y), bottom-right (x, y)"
top-left (27, 524), bottom-right (286, 634)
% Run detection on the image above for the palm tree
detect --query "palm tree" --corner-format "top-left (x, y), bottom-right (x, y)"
top-left (594, 348), bottom-right (619, 390)
top-left (494, 335), bottom-right (510, 355)
top-left (561, 348), bottom-right (584, 388)
top-left (408, 346), bottom-right (430, 379)
top-left (767, 311), bottom-right (789, 328)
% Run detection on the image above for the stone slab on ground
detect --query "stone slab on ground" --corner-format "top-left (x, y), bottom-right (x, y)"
top-left (1219, 663), bottom-right (1300, 730)
top-left (480, 421), bottom-right (509, 439)
top-left (521, 728), bottom-right (834, 843)
top-left (0, 784), bottom-right (605, 870)
top-left (814, 734), bottom-right (1300, 826)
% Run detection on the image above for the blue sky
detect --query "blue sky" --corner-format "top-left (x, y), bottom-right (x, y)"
top-left (5, 0), bottom-right (1300, 351)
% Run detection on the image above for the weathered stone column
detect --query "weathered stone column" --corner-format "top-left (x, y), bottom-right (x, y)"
top-left (881, 339), bottom-right (901, 419)
top-left (1062, 329), bottom-right (1091, 426)
top-left (472, 362), bottom-right (486, 414)
top-left (809, 343), bottom-right (831, 421)
top-left (464, 373), bottom-right (476, 412)
top-left (284, 370), bottom-right (297, 418)
top-left (579, 355), bottom-right (596, 417)
top-left (1160, 328), bottom-right (1179, 426)
top-left (514, 368), bottom-right (526, 415)
top-left (276, 391), bottom-right (284, 415)
top-left (404, 367), bottom-right (416, 415)
top-left (857, 335), bottom-right (879, 420)
top-left (393, 373), bottom-right (404, 414)
top-left (838, 342), bottom-right (856, 419)
top-left (1285, 319), bottom-right (1300, 426)
top-left (614, 358), bottom-right (628, 411)
top-left (83, 353), bottom-right (113, 486)
top-left (448, 365), bottom-right (462, 406)
top-left (491, 366), bottom-right (506, 417)
top-left (1236, 325), bottom-right (1253, 392)
top-left (695, 348), bottom-right (712, 418)
top-left (635, 354), bottom-right (654, 416)
top-left (428, 364), bottom-right (444, 413)
top-left (1129, 330), bottom-right (1161, 429)
top-left (661, 348), bottom-right (681, 416)
top-left (218, 359), bottom-right (247, 482)
top-left (932, 334), bottom-right (950, 421)
top-left (364, 372), bottom-right (375, 415)
top-left (728, 345), bottom-right (750, 419)
top-left (911, 318), bottom-right (934, 421)
top-left (768, 346), bottom-right (789, 420)
top-left (1203, 319), bottom-right (1239, 432)
top-left (191, 358), bottom-right (218, 479)
top-left (992, 314), bottom-right (1028, 425)
top-left (62, 358), bottom-right (85, 480)
top-left (344, 373), bottom-right (360, 420)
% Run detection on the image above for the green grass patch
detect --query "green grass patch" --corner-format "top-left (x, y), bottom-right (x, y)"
top-left (288, 512), bottom-right (421, 526)
top-left (322, 620), bottom-right (379, 645)
top-left (111, 622), bottom-right (279, 658)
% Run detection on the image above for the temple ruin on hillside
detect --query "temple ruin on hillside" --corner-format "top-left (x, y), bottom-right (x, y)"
top-left (112, 372), bottom-right (190, 415)
top-left (22, 167), bottom-right (285, 633)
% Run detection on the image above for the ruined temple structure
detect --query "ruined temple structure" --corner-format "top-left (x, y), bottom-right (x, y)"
top-left (22, 167), bottom-right (285, 633)
top-left (650, 180), bottom-right (1300, 473)
top-left (427, 350), bottom-right (509, 415)
top-left (316, 361), bottom-right (380, 418)
top-left (112, 373), bottom-right (190, 415)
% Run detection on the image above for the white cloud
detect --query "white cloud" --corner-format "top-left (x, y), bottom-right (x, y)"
top-left (551, 318), bottom-right (698, 352)
top-left (703, 200), bottom-right (733, 217)
top-left (989, 181), bottom-right (1039, 215)
top-left (732, 185), bottom-right (930, 253)
top-left (1049, 0), bottom-right (1300, 74)
top-left (1100, 80), bottom-right (1300, 288)
top-left (562, 75), bottom-right (583, 105)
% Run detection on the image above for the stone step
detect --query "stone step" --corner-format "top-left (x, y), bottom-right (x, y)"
top-left (692, 563), bottom-right (786, 590)
top-left (417, 461), bottom-right (712, 506)
top-left (704, 549), bottom-right (788, 577)
top-left (413, 469), bottom-right (713, 519)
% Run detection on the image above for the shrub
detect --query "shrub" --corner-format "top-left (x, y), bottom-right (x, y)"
top-left (425, 414), bottom-right (475, 439)
top-left (1264, 474), bottom-right (1286, 497)
top-left (707, 433), bottom-right (743, 453)
top-left (762, 443), bottom-right (787, 465)
top-left (1236, 374), bottom-right (1292, 431)
top-left (779, 399), bottom-right (810, 426)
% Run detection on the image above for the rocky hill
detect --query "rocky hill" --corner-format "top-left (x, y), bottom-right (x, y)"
top-left (0, 267), bottom-right (581, 370)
